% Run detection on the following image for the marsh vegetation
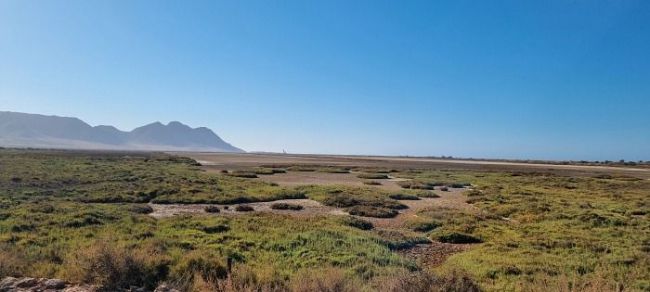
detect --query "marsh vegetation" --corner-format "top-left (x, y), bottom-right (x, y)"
top-left (0, 149), bottom-right (648, 291)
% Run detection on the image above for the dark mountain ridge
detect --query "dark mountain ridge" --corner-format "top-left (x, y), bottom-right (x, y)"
top-left (0, 111), bottom-right (243, 152)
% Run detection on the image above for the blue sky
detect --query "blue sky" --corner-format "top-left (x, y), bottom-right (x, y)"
top-left (1, 1), bottom-right (649, 160)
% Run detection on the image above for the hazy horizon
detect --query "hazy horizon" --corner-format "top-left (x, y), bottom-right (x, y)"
top-left (2, 1), bottom-right (649, 161)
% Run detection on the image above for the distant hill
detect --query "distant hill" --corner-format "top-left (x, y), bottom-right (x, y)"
top-left (0, 111), bottom-right (244, 152)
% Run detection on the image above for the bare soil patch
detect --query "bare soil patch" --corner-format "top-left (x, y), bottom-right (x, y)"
top-left (179, 152), bottom-right (650, 179)
top-left (252, 171), bottom-right (407, 192)
top-left (398, 243), bottom-right (473, 267)
top-left (149, 199), bottom-right (347, 219)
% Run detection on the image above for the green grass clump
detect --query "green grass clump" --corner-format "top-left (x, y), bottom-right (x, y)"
top-left (340, 216), bottom-right (374, 230)
top-left (447, 182), bottom-right (471, 188)
top-left (389, 194), bottom-right (420, 200)
top-left (397, 180), bottom-right (437, 190)
top-left (410, 221), bottom-right (441, 233)
top-left (227, 171), bottom-right (258, 178)
top-left (357, 173), bottom-right (390, 179)
top-left (348, 206), bottom-right (398, 218)
top-left (436, 232), bottom-right (482, 244)
top-left (235, 205), bottom-right (254, 212)
top-left (298, 185), bottom-right (407, 211)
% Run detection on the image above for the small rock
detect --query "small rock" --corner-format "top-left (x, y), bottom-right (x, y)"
top-left (15, 277), bottom-right (37, 288)
top-left (44, 278), bottom-right (66, 289)
top-left (0, 277), bottom-right (18, 290)
top-left (154, 284), bottom-right (180, 292)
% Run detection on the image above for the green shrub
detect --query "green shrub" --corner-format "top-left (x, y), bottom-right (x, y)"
top-left (64, 216), bottom-right (102, 228)
top-left (201, 224), bottom-right (229, 234)
top-left (322, 195), bottom-right (360, 208)
top-left (411, 221), bottom-right (441, 232)
top-left (235, 205), bottom-right (254, 212)
top-left (437, 232), bottom-right (482, 244)
top-left (348, 206), bottom-right (398, 218)
top-left (629, 210), bottom-right (647, 216)
top-left (270, 203), bottom-right (303, 210)
top-left (171, 251), bottom-right (228, 290)
top-left (129, 204), bottom-right (154, 214)
top-left (389, 194), bottom-right (420, 200)
top-left (341, 216), bottom-right (374, 230)
top-left (204, 206), bottom-right (220, 213)
top-left (397, 181), bottom-right (434, 190)
top-left (357, 173), bottom-right (389, 179)
top-left (228, 171), bottom-right (258, 178)
top-left (11, 223), bottom-right (35, 232)
top-left (64, 244), bottom-right (170, 291)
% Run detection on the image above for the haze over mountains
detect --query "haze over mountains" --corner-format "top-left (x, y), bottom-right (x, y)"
top-left (0, 111), bottom-right (243, 152)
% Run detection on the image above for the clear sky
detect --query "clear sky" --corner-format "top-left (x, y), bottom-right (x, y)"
top-left (1, 1), bottom-right (649, 160)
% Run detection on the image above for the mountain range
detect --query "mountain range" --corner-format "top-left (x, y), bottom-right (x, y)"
top-left (0, 111), bottom-right (243, 152)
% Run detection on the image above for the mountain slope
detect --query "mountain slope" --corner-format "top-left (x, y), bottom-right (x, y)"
top-left (0, 111), bottom-right (244, 152)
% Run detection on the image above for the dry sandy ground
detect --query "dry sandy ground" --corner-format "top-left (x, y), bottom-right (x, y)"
top-left (177, 152), bottom-right (650, 179)
top-left (204, 168), bottom-right (408, 192)
top-left (149, 188), bottom-right (472, 222)
top-left (149, 199), bottom-right (347, 219)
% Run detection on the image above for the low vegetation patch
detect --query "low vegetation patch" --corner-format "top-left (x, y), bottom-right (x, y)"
top-left (410, 221), bottom-right (441, 232)
top-left (128, 204), bottom-right (154, 214)
top-left (270, 202), bottom-right (303, 210)
top-left (397, 180), bottom-right (436, 190)
top-left (436, 232), bottom-right (483, 244)
top-left (447, 182), bottom-right (471, 188)
top-left (389, 193), bottom-right (420, 200)
top-left (227, 171), bottom-right (258, 178)
top-left (204, 205), bottom-right (220, 213)
top-left (348, 206), bottom-right (398, 218)
top-left (340, 216), bottom-right (374, 230)
top-left (2, 150), bottom-right (649, 291)
top-left (201, 224), bottom-right (230, 234)
top-left (234, 205), bottom-right (254, 212)
top-left (357, 173), bottom-right (390, 179)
